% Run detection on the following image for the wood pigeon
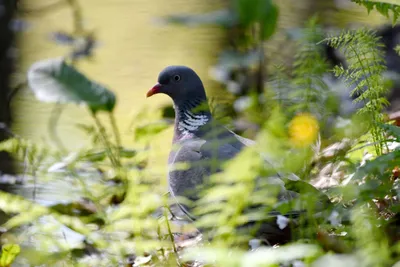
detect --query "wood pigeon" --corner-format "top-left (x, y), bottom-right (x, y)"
top-left (147, 66), bottom-right (330, 245)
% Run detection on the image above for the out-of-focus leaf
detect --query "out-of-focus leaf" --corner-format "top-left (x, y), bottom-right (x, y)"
top-left (134, 121), bottom-right (170, 143)
top-left (381, 123), bottom-right (400, 141)
top-left (353, 149), bottom-right (400, 180)
top-left (161, 9), bottom-right (237, 27)
top-left (284, 179), bottom-right (331, 205)
top-left (49, 199), bottom-right (97, 216)
top-left (241, 244), bottom-right (320, 266)
top-left (161, 104), bottom-right (175, 119)
top-left (75, 123), bottom-right (96, 134)
top-left (81, 150), bottom-right (107, 162)
top-left (0, 191), bottom-right (49, 229)
top-left (312, 254), bottom-right (359, 267)
top-left (0, 244), bottom-right (20, 267)
top-left (49, 203), bottom-right (104, 226)
top-left (233, 0), bottom-right (279, 39)
top-left (27, 58), bottom-right (116, 113)
top-left (317, 230), bottom-right (351, 253)
top-left (183, 247), bottom-right (243, 266)
top-left (119, 148), bottom-right (137, 158)
top-left (234, 0), bottom-right (260, 25)
top-left (47, 152), bottom-right (79, 173)
top-left (259, 0), bottom-right (279, 40)
top-left (81, 148), bottom-right (136, 162)
top-left (0, 191), bottom-right (106, 248)
top-left (47, 161), bottom-right (68, 173)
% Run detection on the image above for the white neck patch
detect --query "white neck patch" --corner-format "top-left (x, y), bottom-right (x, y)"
top-left (178, 111), bottom-right (209, 133)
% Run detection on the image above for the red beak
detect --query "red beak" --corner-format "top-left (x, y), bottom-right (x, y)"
top-left (146, 83), bottom-right (162, 98)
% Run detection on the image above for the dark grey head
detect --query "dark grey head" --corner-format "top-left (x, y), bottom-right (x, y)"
top-left (147, 66), bottom-right (207, 105)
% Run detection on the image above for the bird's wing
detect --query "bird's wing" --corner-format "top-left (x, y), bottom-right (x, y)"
top-left (169, 129), bottom-right (330, 222)
top-left (168, 136), bottom-right (243, 220)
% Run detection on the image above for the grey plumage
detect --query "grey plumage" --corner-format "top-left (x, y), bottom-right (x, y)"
top-left (147, 66), bottom-right (327, 244)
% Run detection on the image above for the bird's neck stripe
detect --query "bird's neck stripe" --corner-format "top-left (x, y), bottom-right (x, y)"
top-left (178, 111), bottom-right (209, 132)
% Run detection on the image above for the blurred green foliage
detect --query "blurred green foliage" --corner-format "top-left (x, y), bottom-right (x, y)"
top-left (1, 0), bottom-right (400, 266)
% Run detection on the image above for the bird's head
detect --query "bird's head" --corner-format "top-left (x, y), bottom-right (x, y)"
top-left (147, 66), bottom-right (207, 104)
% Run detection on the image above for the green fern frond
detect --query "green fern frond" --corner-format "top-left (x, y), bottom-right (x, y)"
top-left (326, 29), bottom-right (389, 155)
top-left (352, 205), bottom-right (391, 266)
top-left (291, 17), bottom-right (330, 116)
top-left (351, 0), bottom-right (400, 24)
top-left (0, 190), bottom-right (107, 248)
top-left (0, 138), bottom-right (50, 173)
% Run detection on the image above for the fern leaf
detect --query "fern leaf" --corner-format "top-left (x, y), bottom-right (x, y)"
top-left (352, 0), bottom-right (400, 24)
top-left (326, 29), bottom-right (389, 155)
top-left (0, 191), bottom-right (106, 248)
top-left (290, 17), bottom-right (330, 116)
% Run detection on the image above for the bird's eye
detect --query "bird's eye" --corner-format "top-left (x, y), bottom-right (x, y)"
top-left (173, 75), bottom-right (181, 82)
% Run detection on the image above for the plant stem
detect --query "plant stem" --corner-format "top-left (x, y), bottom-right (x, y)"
top-left (349, 44), bottom-right (383, 155)
top-left (66, 0), bottom-right (84, 35)
top-left (109, 113), bottom-right (121, 149)
top-left (164, 207), bottom-right (180, 265)
top-left (91, 112), bottom-right (120, 168)
top-left (109, 112), bottom-right (122, 163)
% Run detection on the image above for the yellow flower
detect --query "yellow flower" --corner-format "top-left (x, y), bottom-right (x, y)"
top-left (289, 113), bottom-right (319, 147)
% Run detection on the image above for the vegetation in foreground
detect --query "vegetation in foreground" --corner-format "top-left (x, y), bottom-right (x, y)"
top-left (1, 0), bottom-right (400, 266)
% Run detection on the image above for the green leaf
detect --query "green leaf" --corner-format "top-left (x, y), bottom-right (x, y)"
top-left (353, 149), bottom-right (400, 180)
top-left (134, 121), bottom-right (170, 143)
top-left (183, 247), bottom-right (243, 266)
top-left (367, 0), bottom-right (400, 4)
top-left (283, 179), bottom-right (331, 206)
top-left (233, 0), bottom-right (279, 39)
top-left (0, 244), bottom-right (20, 267)
top-left (119, 148), bottom-right (137, 158)
top-left (0, 191), bottom-right (106, 248)
top-left (259, 0), bottom-right (279, 40)
top-left (312, 254), bottom-right (360, 267)
top-left (27, 57), bottom-right (116, 113)
top-left (234, 0), bottom-right (259, 25)
top-left (381, 123), bottom-right (400, 141)
top-left (81, 149), bottom-right (107, 162)
top-left (351, 0), bottom-right (400, 24)
top-left (325, 29), bottom-right (389, 155)
top-left (241, 244), bottom-right (320, 265)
